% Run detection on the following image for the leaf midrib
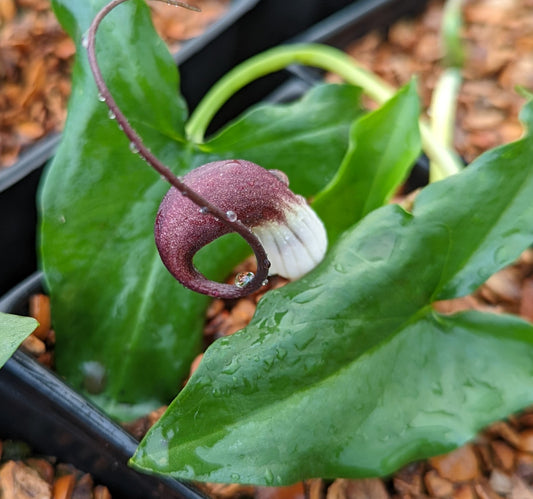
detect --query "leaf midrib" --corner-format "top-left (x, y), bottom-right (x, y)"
top-left (154, 304), bottom-right (433, 464)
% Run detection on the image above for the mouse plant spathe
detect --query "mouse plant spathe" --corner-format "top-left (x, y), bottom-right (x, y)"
top-left (155, 160), bottom-right (327, 295)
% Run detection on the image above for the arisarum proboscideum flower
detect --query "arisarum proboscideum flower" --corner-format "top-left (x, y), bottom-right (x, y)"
top-left (155, 160), bottom-right (327, 296)
top-left (86, 0), bottom-right (327, 300)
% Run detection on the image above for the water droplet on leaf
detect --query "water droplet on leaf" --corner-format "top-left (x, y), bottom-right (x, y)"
top-left (264, 468), bottom-right (274, 485)
top-left (81, 34), bottom-right (89, 48)
top-left (235, 272), bottom-right (254, 288)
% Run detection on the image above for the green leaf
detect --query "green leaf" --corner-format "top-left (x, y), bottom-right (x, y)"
top-left (313, 80), bottom-right (421, 244)
top-left (41, 0), bottom-right (196, 421)
top-left (40, 4), bottom-right (362, 420)
top-left (132, 121), bottom-right (533, 484)
top-left (0, 313), bottom-right (38, 368)
top-left (205, 83), bottom-right (364, 196)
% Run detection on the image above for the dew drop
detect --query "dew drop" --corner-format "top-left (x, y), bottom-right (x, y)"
top-left (129, 142), bottom-right (139, 154)
top-left (81, 34), bottom-right (89, 48)
top-left (264, 468), bottom-right (274, 486)
top-left (58, 215), bottom-right (66, 224)
top-left (226, 210), bottom-right (237, 222)
top-left (235, 271), bottom-right (254, 288)
top-left (97, 93), bottom-right (106, 102)
top-left (198, 207), bottom-right (208, 215)
top-left (108, 109), bottom-right (116, 120)
top-left (262, 278), bottom-right (269, 286)
top-left (230, 473), bottom-right (240, 481)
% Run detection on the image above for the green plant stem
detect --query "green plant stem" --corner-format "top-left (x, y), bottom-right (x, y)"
top-left (429, 68), bottom-right (463, 182)
top-left (186, 43), bottom-right (463, 180)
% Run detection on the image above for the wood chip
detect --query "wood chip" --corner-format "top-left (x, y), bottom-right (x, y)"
top-left (21, 333), bottom-right (46, 356)
top-left (518, 430), bottom-right (533, 453)
top-left (30, 293), bottom-right (51, 340)
top-left (429, 444), bottom-right (480, 482)
top-left (256, 482), bottom-right (305, 499)
top-left (509, 477), bottom-right (533, 499)
top-left (520, 279), bottom-right (533, 323)
top-left (424, 470), bottom-right (454, 497)
top-left (489, 469), bottom-right (513, 495)
top-left (0, 460), bottom-right (52, 499)
top-left (453, 483), bottom-right (476, 499)
top-left (52, 474), bottom-right (75, 499)
top-left (26, 457), bottom-right (55, 484)
top-left (94, 485), bottom-right (112, 499)
top-left (327, 478), bottom-right (389, 499)
top-left (71, 473), bottom-right (93, 499)
top-left (491, 440), bottom-right (516, 472)
top-left (93, 486), bottom-right (112, 499)
top-left (487, 421), bottom-right (522, 449)
top-left (392, 462), bottom-right (424, 495)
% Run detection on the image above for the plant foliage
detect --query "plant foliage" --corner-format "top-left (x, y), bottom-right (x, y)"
top-left (132, 103), bottom-right (533, 484)
top-left (0, 313), bottom-right (37, 368)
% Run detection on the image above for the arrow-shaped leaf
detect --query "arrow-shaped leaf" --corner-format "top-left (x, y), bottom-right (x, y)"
top-left (132, 104), bottom-right (533, 484)
top-left (0, 313), bottom-right (38, 369)
top-left (41, 1), bottom-right (364, 420)
top-left (313, 79), bottom-right (421, 244)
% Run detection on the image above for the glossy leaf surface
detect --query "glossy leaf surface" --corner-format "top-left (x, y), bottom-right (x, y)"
top-left (41, 2), bottom-right (364, 420)
top-left (0, 313), bottom-right (38, 368)
top-left (205, 83), bottom-right (363, 196)
top-left (133, 116), bottom-right (533, 484)
top-left (313, 80), bottom-right (421, 244)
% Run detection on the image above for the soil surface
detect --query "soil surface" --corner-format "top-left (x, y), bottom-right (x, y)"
top-left (0, 0), bottom-right (230, 168)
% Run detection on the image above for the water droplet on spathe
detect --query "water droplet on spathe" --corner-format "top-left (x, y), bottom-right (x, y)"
top-left (235, 271), bottom-right (254, 288)
top-left (226, 210), bottom-right (237, 222)
top-left (199, 207), bottom-right (208, 215)
top-left (262, 279), bottom-right (269, 286)
top-left (129, 142), bottom-right (139, 154)
top-left (81, 34), bottom-right (89, 48)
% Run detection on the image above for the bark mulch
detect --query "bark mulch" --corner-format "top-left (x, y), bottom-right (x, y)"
top-left (333, 0), bottom-right (531, 164)
top-left (0, 0), bottom-right (229, 169)
top-left (5, 0), bottom-right (533, 498)
top-left (0, 439), bottom-right (112, 499)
